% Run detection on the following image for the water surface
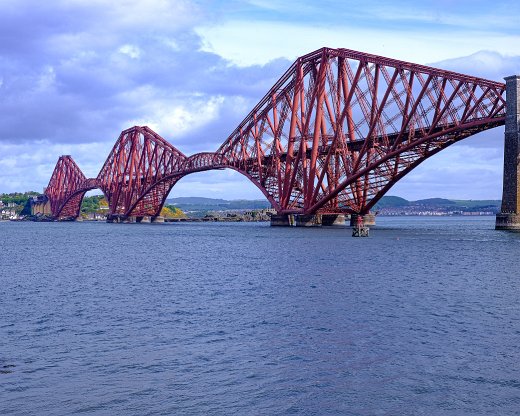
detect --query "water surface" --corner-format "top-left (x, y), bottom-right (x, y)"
top-left (1, 217), bottom-right (519, 415)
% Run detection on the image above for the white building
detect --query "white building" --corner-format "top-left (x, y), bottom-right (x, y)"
top-left (1, 208), bottom-right (18, 220)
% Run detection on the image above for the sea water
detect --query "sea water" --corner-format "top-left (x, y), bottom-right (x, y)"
top-left (1, 217), bottom-right (519, 415)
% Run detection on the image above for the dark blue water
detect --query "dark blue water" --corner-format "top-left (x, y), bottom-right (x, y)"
top-left (1, 217), bottom-right (519, 415)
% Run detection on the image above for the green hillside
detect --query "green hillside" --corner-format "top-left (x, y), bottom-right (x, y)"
top-left (373, 196), bottom-right (409, 208)
top-left (414, 198), bottom-right (456, 206)
top-left (374, 196), bottom-right (500, 213)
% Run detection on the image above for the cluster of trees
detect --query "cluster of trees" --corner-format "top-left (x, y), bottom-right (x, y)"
top-left (161, 205), bottom-right (187, 219)
top-left (0, 192), bottom-right (187, 218)
top-left (0, 192), bottom-right (40, 214)
top-left (0, 191), bottom-right (39, 205)
top-left (80, 195), bottom-right (108, 214)
top-left (80, 196), bottom-right (186, 218)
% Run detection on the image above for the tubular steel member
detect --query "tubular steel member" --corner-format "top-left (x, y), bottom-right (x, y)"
top-left (45, 156), bottom-right (103, 220)
top-left (43, 47), bottom-right (508, 224)
top-left (215, 47), bottom-right (506, 220)
top-left (97, 126), bottom-right (187, 221)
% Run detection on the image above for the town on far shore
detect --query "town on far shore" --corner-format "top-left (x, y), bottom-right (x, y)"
top-left (0, 192), bottom-right (502, 222)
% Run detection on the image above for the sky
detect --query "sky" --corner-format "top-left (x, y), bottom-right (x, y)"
top-left (0, 0), bottom-right (519, 200)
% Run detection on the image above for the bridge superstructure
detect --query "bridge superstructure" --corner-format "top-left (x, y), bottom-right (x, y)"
top-left (44, 47), bottom-right (509, 226)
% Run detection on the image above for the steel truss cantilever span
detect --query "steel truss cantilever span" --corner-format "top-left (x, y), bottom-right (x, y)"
top-left (44, 47), bottom-right (507, 220)
top-left (45, 156), bottom-right (102, 219)
top-left (97, 126), bottom-right (187, 219)
top-left (215, 48), bottom-right (506, 214)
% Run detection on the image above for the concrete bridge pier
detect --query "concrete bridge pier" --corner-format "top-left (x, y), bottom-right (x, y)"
top-left (107, 215), bottom-right (164, 223)
top-left (136, 216), bottom-right (151, 223)
top-left (349, 213), bottom-right (374, 237)
top-left (106, 214), bottom-right (132, 223)
top-left (349, 213), bottom-right (376, 227)
top-left (496, 75), bottom-right (520, 230)
top-left (270, 214), bottom-right (320, 227)
top-left (270, 213), bottom-right (346, 227)
top-left (321, 214), bottom-right (346, 226)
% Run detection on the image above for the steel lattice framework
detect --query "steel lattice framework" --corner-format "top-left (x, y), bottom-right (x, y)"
top-left (97, 126), bottom-right (186, 219)
top-left (46, 156), bottom-right (101, 218)
top-left (45, 47), bottom-right (507, 220)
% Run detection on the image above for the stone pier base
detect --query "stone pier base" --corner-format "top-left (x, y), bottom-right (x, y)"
top-left (495, 213), bottom-right (520, 231)
top-left (107, 215), bottom-right (135, 223)
top-left (270, 214), bottom-right (292, 226)
top-left (496, 75), bottom-right (520, 231)
top-left (270, 214), bottom-right (322, 227)
top-left (107, 215), bottom-right (165, 223)
top-left (321, 214), bottom-right (346, 226)
top-left (349, 213), bottom-right (376, 227)
top-left (270, 213), bottom-right (346, 227)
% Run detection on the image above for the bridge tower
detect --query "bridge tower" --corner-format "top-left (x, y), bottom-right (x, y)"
top-left (496, 76), bottom-right (520, 230)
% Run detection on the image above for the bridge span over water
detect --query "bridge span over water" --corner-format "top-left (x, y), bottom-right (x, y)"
top-left (41, 47), bottom-right (520, 229)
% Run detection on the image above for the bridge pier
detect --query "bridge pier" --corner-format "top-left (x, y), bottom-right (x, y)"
top-left (349, 213), bottom-right (373, 237)
top-left (349, 213), bottom-right (376, 227)
top-left (496, 75), bottom-right (520, 230)
top-left (270, 213), bottom-right (346, 227)
top-left (107, 215), bottom-right (132, 223)
top-left (107, 215), bottom-right (165, 223)
top-left (321, 214), bottom-right (346, 226)
top-left (270, 214), bottom-right (320, 227)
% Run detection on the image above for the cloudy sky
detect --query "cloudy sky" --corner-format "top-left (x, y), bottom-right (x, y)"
top-left (1, 0), bottom-right (519, 200)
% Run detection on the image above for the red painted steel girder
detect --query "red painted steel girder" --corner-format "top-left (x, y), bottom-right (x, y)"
top-left (45, 156), bottom-right (102, 219)
top-left (44, 47), bottom-right (507, 220)
top-left (216, 47), bottom-right (506, 214)
top-left (97, 126), bottom-right (187, 218)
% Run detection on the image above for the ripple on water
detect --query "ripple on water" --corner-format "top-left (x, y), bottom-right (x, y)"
top-left (0, 218), bottom-right (519, 415)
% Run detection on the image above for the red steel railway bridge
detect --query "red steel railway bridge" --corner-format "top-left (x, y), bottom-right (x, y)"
top-left (42, 47), bottom-right (520, 229)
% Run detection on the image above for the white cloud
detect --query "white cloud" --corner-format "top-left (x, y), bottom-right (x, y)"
top-left (0, 141), bottom-right (113, 193)
top-left (116, 84), bottom-right (227, 146)
top-left (118, 44), bottom-right (141, 59)
top-left (433, 50), bottom-right (520, 82)
top-left (37, 66), bottom-right (56, 91)
top-left (195, 20), bottom-right (520, 67)
top-left (0, 157), bottom-right (17, 169)
top-left (55, 0), bottom-right (201, 32)
top-left (360, 3), bottom-right (520, 31)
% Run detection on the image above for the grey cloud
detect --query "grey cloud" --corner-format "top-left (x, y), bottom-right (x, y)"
top-left (0, 0), bottom-right (290, 150)
top-left (432, 50), bottom-right (520, 83)
top-left (429, 51), bottom-right (520, 151)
